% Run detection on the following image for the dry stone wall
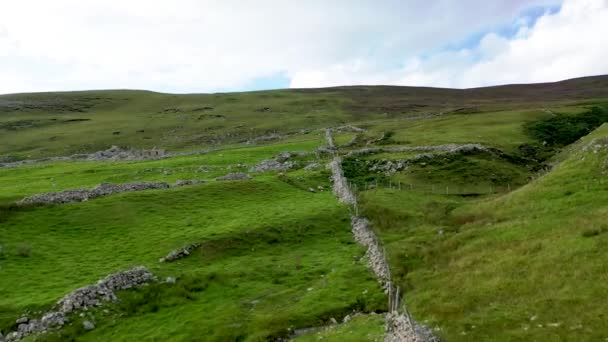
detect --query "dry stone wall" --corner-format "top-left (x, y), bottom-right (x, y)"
top-left (4, 266), bottom-right (155, 341)
top-left (326, 127), bottom-right (438, 342)
top-left (18, 180), bottom-right (203, 206)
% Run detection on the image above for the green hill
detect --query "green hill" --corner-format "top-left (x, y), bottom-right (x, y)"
top-left (1, 75), bottom-right (608, 341)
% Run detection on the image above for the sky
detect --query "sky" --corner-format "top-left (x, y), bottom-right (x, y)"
top-left (0, 0), bottom-right (607, 94)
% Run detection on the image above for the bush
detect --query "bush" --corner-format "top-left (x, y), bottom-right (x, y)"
top-left (525, 106), bottom-right (608, 147)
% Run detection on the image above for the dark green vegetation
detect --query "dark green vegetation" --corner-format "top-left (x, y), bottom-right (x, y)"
top-left (1, 75), bottom-right (608, 341)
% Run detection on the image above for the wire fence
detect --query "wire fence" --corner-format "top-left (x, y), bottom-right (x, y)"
top-left (348, 179), bottom-right (514, 196)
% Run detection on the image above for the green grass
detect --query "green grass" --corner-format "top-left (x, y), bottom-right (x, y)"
top-left (0, 171), bottom-right (385, 340)
top-left (0, 136), bottom-right (324, 203)
top-left (294, 314), bottom-right (385, 342)
top-left (2, 79), bottom-right (608, 340)
top-left (358, 124), bottom-right (608, 341)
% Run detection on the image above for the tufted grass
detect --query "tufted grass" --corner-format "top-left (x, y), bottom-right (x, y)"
top-left (0, 134), bottom-right (385, 340)
top-left (358, 124), bottom-right (608, 341)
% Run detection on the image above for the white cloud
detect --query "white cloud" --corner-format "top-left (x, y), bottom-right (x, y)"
top-left (0, 0), bottom-right (588, 94)
top-left (291, 0), bottom-right (608, 89)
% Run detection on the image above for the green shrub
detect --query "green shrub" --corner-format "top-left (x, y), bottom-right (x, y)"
top-left (525, 106), bottom-right (608, 147)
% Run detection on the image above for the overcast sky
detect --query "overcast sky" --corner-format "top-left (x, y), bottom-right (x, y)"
top-left (1, 0), bottom-right (607, 94)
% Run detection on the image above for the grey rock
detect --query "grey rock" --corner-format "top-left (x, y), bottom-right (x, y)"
top-left (15, 317), bottom-right (28, 325)
top-left (216, 172), bottom-right (251, 181)
top-left (82, 320), bottom-right (95, 331)
top-left (18, 180), bottom-right (202, 206)
top-left (165, 277), bottom-right (177, 284)
top-left (160, 243), bottom-right (201, 263)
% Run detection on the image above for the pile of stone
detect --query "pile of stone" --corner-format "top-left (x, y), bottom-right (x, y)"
top-left (4, 266), bottom-right (155, 341)
top-left (159, 243), bottom-right (201, 262)
top-left (250, 152), bottom-right (304, 172)
top-left (83, 146), bottom-right (166, 161)
top-left (367, 159), bottom-right (408, 176)
top-left (216, 172), bottom-right (251, 181)
top-left (331, 125), bottom-right (366, 133)
top-left (18, 180), bottom-right (203, 206)
top-left (385, 312), bottom-right (439, 342)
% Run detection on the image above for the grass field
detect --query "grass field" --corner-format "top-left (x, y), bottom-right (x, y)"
top-left (1, 76), bottom-right (608, 341)
top-left (0, 152), bottom-right (386, 341)
top-left (358, 124), bottom-right (608, 340)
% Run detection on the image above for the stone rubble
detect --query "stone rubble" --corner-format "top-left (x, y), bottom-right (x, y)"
top-left (0, 146), bottom-right (169, 168)
top-left (18, 180), bottom-right (203, 206)
top-left (331, 125), bottom-right (366, 133)
top-left (385, 312), bottom-right (439, 342)
top-left (216, 172), bottom-right (252, 181)
top-left (159, 243), bottom-right (202, 262)
top-left (5, 266), bottom-right (155, 341)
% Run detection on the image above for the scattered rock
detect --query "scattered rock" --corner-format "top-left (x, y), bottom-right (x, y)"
top-left (173, 180), bottom-right (204, 187)
top-left (82, 321), bottom-right (95, 331)
top-left (330, 317), bottom-right (338, 325)
top-left (250, 158), bottom-right (294, 172)
top-left (159, 243), bottom-right (201, 263)
top-left (216, 172), bottom-right (251, 181)
top-left (15, 317), bottom-right (28, 325)
top-left (165, 277), bottom-right (177, 284)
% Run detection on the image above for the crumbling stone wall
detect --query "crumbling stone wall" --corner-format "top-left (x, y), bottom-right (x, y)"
top-left (4, 266), bottom-right (155, 341)
top-left (18, 180), bottom-right (203, 206)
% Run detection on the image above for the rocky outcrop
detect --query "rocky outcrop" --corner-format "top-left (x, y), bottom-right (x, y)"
top-left (4, 266), bottom-right (155, 341)
top-left (18, 180), bottom-right (203, 206)
top-left (159, 243), bottom-right (201, 262)
top-left (216, 172), bottom-right (252, 181)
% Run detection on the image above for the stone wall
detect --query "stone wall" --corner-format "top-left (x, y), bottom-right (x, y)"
top-left (4, 266), bottom-right (155, 341)
top-left (18, 180), bottom-right (203, 206)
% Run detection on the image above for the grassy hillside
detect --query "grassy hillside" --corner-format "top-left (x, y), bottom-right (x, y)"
top-left (1, 76), bottom-right (608, 341)
top-left (0, 140), bottom-right (386, 341)
top-left (2, 75), bottom-right (607, 160)
top-left (358, 124), bottom-right (608, 340)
